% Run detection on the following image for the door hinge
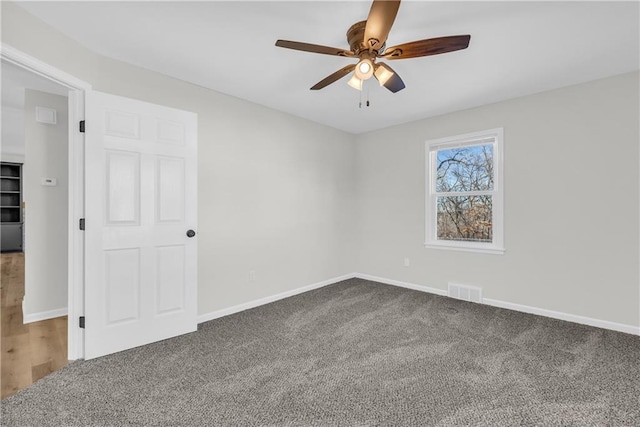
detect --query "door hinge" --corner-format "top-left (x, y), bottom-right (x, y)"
top-left (79, 316), bottom-right (85, 329)
top-left (79, 120), bottom-right (85, 133)
top-left (79, 218), bottom-right (85, 230)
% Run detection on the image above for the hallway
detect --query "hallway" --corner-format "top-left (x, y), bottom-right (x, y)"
top-left (1, 252), bottom-right (67, 399)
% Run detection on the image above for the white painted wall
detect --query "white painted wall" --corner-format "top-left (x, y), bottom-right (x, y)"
top-left (2, 59), bottom-right (69, 161)
top-left (22, 89), bottom-right (69, 320)
top-left (3, 2), bottom-right (637, 330)
top-left (1, 105), bottom-right (25, 161)
top-left (1, 2), bottom-right (356, 316)
top-left (354, 71), bottom-right (640, 327)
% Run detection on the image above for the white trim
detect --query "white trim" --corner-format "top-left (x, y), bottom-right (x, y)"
top-left (351, 273), bottom-right (638, 335)
top-left (23, 306), bottom-right (68, 324)
top-left (1, 44), bottom-right (91, 91)
top-left (352, 273), bottom-right (448, 296)
top-left (426, 129), bottom-right (502, 148)
top-left (424, 242), bottom-right (505, 255)
top-left (425, 128), bottom-right (504, 255)
top-left (67, 90), bottom-right (86, 361)
top-left (197, 274), bottom-right (355, 324)
top-left (483, 298), bottom-right (640, 336)
top-left (1, 43), bottom-right (92, 360)
top-left (197, 271), bottom-right (638, 337)
top-left (353, 273), bottom-right (638, 335)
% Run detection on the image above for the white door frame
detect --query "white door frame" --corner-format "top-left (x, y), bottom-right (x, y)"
top-left (1, 44), bottom-right (91, 360)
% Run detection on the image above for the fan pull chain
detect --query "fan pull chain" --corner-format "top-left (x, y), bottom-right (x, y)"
top-left (358, 80), bottom-right (372, 108)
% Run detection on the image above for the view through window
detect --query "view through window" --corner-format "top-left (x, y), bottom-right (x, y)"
top-left (436, 143), bottom-right (493, 242)
top-left (426, 129), bottom-right (504, 254)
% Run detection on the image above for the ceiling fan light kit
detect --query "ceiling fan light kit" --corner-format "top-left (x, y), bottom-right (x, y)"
top-left (275, 0), bottom-right (471, 96)
top-left (355, 58), bottom-right (374, 80)
top-left (347, 74), bottom-right (363, 91)
top-left (374, 63), bottom-right (394, 86)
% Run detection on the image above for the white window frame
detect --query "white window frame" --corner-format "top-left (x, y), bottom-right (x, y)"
top-left (425, 128), bottom-right (504, 255)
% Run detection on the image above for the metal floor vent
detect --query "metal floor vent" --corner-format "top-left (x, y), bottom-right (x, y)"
top-left (448, 283), bottom-right (482, 303)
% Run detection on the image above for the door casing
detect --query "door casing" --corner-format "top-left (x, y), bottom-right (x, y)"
top-left (1, 44), bottom-right (92, 360)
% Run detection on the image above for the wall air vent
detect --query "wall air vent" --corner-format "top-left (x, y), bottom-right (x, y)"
top-left (35, 106), bottom-right (57, 124)
top-left (448, 283), bottom-right (482, 303)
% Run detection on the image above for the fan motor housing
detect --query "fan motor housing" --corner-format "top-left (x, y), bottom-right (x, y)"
top-left (347, 20), bottom-right (384, 55)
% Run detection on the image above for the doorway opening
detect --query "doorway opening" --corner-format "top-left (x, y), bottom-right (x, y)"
top-left (1, 59), bottom-right (70, 398)
top-left (1, 45), bottom-right (90, 397)
top-left (1, 44), bottom-right (198, 370)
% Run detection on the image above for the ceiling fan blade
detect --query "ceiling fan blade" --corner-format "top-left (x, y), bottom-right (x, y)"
top-left (275, 40), bottom-right (355, 57)
top-left (383, 35), bottom-right (471, 60)
top-left (374, 63), bottom-right (405, 93)
top-left (364, 0), bottom-right (401, 51)
top-left (310, 64), bottom-right (357, 90)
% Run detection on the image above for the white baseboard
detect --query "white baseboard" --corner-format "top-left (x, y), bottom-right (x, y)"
top-left (197, 273), bottom-right (355, 324)
top-left (353, 273), bottom-right (448, 297)
top-left (483, 298), bottom-right (640, 336)
top-left (197, 271), bottom-right (640, 336)
top-left (353, 273), bottom-right (639, 336)
top-left (23, 306), bottom-right (68, 324)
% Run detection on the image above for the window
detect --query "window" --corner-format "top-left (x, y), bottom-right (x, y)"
top-left (425, 128), bottom-right (504, 254)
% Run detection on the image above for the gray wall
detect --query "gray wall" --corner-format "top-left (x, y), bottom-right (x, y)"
top-left (23, 89), bottom-right (69, 319)
top-left (4, 2), bottom-right (638, 329)
top-left (354, 72), bottom-right (639, 327)
top-left (2, 2), bottom-right (356, 317)
top-left (0, 105), bottom-right (25, 161)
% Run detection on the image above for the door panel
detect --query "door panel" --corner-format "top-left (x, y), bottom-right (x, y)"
top-left (156, 245), bottom-right (185, 315)
top-left (105, 109), bottom-right (140, 139)
top-left (105, 248), bottom-right (140, 324)
top-left (106, 150), bottom-right (140, 224)
top-left (156, 119), bottom-right (185, 145)
top-left (85, 91), bottom-right (197, 360)
top-left (157, 157), bottom-right (185, 222)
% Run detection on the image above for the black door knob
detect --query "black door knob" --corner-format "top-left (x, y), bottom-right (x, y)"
top-left (186, 229), bottom-right (196, 238)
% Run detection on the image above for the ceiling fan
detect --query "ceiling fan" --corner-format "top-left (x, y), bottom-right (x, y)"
top-left (275, 0), bottom-right (471, 93)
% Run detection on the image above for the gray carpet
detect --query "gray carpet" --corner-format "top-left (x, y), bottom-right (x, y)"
top-left (2, 279), bottom-right (639, 426)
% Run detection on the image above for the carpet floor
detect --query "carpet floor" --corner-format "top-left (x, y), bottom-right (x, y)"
top-left (2, 278), bottom-right (639, 426)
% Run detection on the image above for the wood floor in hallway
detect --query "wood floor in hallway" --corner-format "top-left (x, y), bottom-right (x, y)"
top-left (1, 252), bottom-right (68, 399)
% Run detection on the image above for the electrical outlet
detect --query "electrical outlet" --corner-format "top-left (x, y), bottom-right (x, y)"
top-left (249, 270), bottom-right (256, 282)
top-left (403, 258), bottom-right (410, 267)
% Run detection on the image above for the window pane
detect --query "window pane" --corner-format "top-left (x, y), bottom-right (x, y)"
top-left (436, 144), bottom-right (494, 192)
top-left (437, 195), bottom-right (492, 242)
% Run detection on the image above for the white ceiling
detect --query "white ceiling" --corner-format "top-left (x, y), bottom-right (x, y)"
top-left (16, 1), bottom-right (639, 134)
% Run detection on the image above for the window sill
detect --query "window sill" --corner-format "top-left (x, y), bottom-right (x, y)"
top-left (424, 242), bottom-right (505, 255)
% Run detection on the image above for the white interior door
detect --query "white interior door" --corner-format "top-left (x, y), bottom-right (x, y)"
top-left (85, 91), bottom-right (197, 360)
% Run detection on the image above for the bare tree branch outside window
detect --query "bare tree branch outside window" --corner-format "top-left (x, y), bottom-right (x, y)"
top-left (435, 144), bottom-right (493, 242)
